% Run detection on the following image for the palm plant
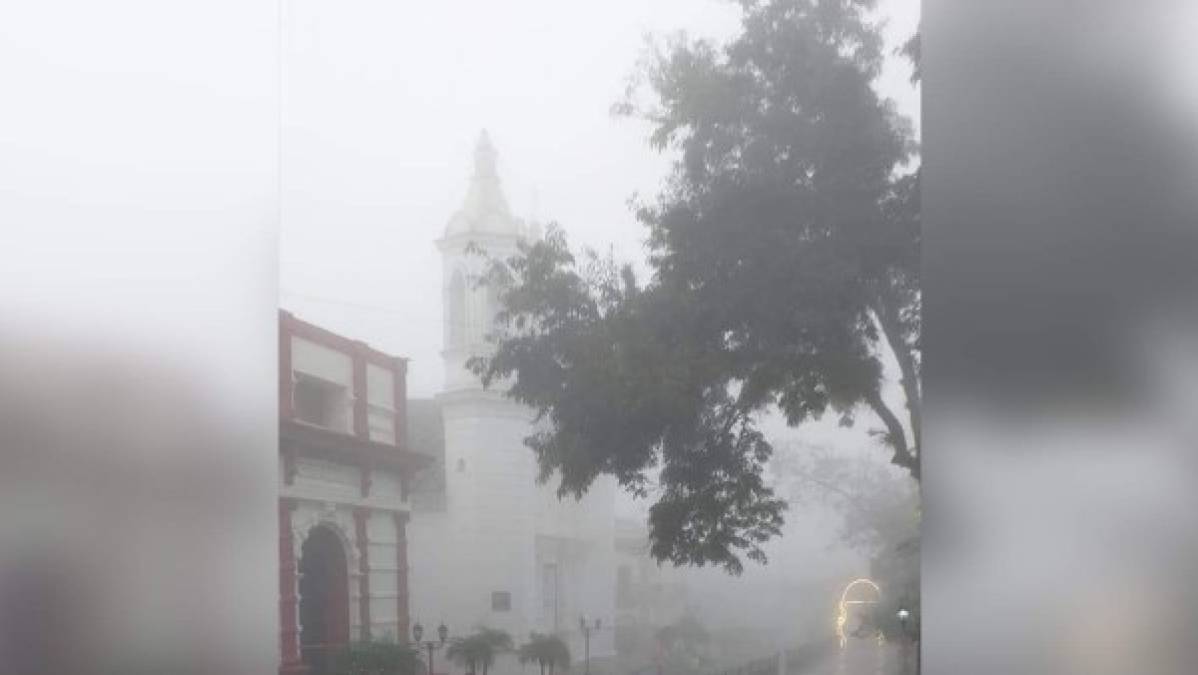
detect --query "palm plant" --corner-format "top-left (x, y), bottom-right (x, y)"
top-left (517, 633), bottom-right (570, 675)
top-left (445, 628), bottom-right (513, 675)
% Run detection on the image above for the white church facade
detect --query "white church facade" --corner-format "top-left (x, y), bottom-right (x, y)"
top-left (407, 133), bottom-right (618, 673)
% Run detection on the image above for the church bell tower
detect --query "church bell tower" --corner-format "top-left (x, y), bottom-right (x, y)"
top-left (437, 130), bottom-right (529, 394)
top-left (429, 131), bottom-right (543, 643)
top-left (409, 131), bottom-right (617, 673)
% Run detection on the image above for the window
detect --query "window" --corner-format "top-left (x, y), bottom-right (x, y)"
top-left (293, 373), bottom-right (349, 431)
top-left (491, 591), bottom-right (511, 612)
top-left (447, 271), bottom-right (467, 348)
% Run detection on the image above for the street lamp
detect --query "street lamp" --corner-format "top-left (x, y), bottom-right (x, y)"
top-left (579, 616), bottom-right (602, 675)
top-left (896, 609), bottom-right (916, 674)
top-left (413, 621), bottom-right (449, 675)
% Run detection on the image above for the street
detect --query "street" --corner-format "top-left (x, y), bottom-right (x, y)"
top-left (800, 637), bottom-right (905, 675)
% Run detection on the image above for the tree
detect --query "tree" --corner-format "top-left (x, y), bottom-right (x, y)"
top-left (772, 444), bottom-right (919, 650)
top-left (445, 628), bottom-right (513, 675)
top-left (517, 633), bottom-right (571, 675)
top-left (655, 615), bottom-right (712, 675)
top-left (771, 443), bottom-right (918, 555)
top-left (331, 640), bottom-right (423, 675)
top-left (471, 0), bottom-right (919, 574)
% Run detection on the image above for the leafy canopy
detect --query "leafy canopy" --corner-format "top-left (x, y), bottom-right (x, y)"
top-left (472, 0), bottom-right (919, 574)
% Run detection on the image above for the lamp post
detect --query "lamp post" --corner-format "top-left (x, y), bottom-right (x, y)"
top-left (413, 621), bottom-right (449, 675)
top-left (896, 609), bottom-right (915, 674)
top-left (579, 616), bottom-right (602, 675)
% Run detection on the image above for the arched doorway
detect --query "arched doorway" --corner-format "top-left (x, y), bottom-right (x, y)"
top-left (299, 524), bottom-right (350, 675)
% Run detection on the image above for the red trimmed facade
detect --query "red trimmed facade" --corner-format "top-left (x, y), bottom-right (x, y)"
top-left (279, 310), bottom-right (425, 675)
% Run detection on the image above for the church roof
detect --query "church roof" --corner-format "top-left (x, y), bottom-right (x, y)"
top-left (444, 130), bottom-right (522, 239)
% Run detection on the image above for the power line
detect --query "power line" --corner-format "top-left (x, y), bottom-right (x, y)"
top-left (280, 289), bottom-right (407, 315)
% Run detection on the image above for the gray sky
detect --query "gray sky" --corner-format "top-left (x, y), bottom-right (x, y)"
top-left (280, 0), bottom-right (920, 399)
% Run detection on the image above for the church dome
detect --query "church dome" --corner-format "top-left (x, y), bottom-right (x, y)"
top-left (444, 130), bottom-right (522, 238)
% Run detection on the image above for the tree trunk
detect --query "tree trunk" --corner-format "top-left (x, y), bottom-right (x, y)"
top-left (869, 283), bottom-right (921, 481)
top-left (864, 389), bottom-right (918, 480)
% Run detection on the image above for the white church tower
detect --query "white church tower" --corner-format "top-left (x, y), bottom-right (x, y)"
top-left (409, 132), bottom-right (616, 673)
top-left (440, 130), bottom-right (526, 392)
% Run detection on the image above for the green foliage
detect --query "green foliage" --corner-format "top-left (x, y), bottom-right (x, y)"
top-left (445, 628), bottom-right (513, 675)
top-left (330, 640), bottom-right (422, 675)
top-left (870, 580), bottom-right (919, 646)
top-left (870, 531), bottom-right (920, 644)
top-left (654, 615), bottom-right (712, 675)
top-left (472, 0), bottom-right (920, 574)
top-left (899, 31), bottom-right (921, 84)
top-left (773, 443), bottom-right (919, 554)
top-left (517, 633), bottom-right (571, 675)
top-left (655, 615), bottom-right (710, 650)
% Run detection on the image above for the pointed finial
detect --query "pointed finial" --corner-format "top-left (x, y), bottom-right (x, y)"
top-left (444, 128), bottom-right (518, 238)
top-left (474, 129), bottom-right (497, 178)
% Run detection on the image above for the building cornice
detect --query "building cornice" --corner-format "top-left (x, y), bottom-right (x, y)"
top-left (436, 231), bottom-right (524, 254)
top-left (279, 418), bottom-right (432, 475)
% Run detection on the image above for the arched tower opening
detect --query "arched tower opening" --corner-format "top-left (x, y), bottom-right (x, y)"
top-left (447, 269), bottom-right (468, 349)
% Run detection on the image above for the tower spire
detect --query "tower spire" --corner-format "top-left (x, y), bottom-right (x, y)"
top-left (474, 129), bottom-right (497, 179)
top-left (444, 129), bottom-right (518, 238)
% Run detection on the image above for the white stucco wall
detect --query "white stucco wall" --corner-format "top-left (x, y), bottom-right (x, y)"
top-left (409, 397), bottom-right (539, 639)
top-left (407, 226), bottom-right (617, 673)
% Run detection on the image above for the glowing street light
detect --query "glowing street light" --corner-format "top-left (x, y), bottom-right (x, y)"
top-left (895, 608), bottom-right (917, 674)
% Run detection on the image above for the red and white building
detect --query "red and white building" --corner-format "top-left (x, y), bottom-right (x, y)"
top-left (278, 310), bottom-right (428, 675)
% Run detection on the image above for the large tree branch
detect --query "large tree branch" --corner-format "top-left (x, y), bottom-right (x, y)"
top-left (870, 281), bottom-right (921, 459)
top-left (865, 389), bottom-right (919, 481)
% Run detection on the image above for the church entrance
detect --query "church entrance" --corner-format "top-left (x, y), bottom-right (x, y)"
top-left (299, 525), bottom-right (350, 675)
